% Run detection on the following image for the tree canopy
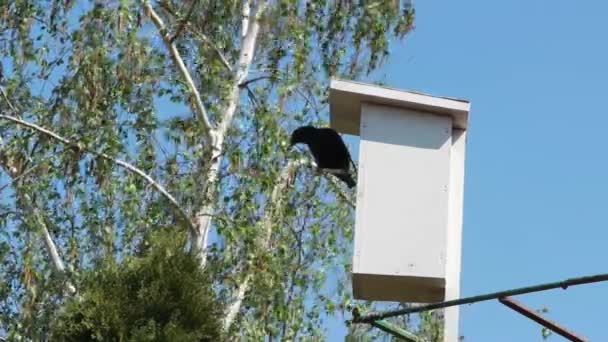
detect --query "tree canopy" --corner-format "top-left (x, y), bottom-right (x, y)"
top-left (0, 1), bottom-right (433, 340)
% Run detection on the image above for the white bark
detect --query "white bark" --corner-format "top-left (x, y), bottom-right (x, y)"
top-left (195, 0), bottom-right (267, 268)
top-left (33, 201), bottom-right (77, 295)
top-left (223, 271), bottom-right (251, 332)
top-left (219, 0), bottom-right (265, 137)
top-left (142, 0), bottom-right (267, 267)
top-left (241, 0), bottom-right (251, 38)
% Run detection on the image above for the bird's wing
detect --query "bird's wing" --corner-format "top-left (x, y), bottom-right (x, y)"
top-left (317, 128), bottom-right (351, 169)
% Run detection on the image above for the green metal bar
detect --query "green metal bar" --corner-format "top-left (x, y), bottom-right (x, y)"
top-left (353, 273), bottom-right (608, 324)
top-left (371, 320), bottom-right (422, 342)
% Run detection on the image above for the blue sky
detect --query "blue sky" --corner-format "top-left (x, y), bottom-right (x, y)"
top-left (332, 1), bottom-right (608, 341)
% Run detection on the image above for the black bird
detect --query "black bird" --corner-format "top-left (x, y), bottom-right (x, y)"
top-left (290, 125), bottom-right (356, 188)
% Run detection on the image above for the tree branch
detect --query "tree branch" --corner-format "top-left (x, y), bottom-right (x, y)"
top-left (168, 0), bottom-right (197, 43)
top-left (0, 161), bottom-right (44, 194)
top-left (198, 31), bottom-right (233, 72)
top-left (222, 156), bottom-right (355, 332)
top-left (28, 194), bottom-right (77, 295)
top-left (223, 157), bottom-right (307, 331)
top-left (158, 2), bottom-right (233, 72)
top-left (0, 114), bottom-right (196, 235)
top-left (238, 75), bottom-right (277, 88)
top-left (143, 2), bottom-right (214, 137)
top-left (322, 169), bottom-right (356, 209)
top-left (281, 203), bottom-right (312, 339)
top-left (0, 137), bottom-right (76, 295)
top-left (240, 74), bottom-right (324, 115)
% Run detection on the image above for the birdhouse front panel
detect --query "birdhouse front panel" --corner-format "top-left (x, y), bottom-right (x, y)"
top-left (352, 103), bottom-right (452, 302)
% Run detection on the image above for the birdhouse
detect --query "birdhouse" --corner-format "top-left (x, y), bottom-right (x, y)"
top-left (329, 79), bottom-right (470, 308)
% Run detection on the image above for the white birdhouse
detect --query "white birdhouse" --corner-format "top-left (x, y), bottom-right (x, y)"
top-left (329, 79), bottom-right (470, 311)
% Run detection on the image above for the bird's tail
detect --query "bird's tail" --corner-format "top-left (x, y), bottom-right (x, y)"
top-left (336, 173), bottom-right (356, 188)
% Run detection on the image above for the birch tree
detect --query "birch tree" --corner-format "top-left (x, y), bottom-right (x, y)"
top-left (0, 0), bottom-right (421, 339)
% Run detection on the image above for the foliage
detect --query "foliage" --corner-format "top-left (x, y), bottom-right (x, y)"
top-left (50, 229), bottom-right (223, 341)
top-left (0, 0), bottom-right (432, 340)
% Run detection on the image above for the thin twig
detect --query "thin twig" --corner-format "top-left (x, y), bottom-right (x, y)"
top-left (223, 157), bottom-right (307, 331)
top-left (306, 160), bottom-right (356, 208)
top-left (143, 2), bottom-right (214, 136)
top-left (244, 84), bottom-right (260, 108)
top-left (324, 171), bottom-right (356, 208)
top-left (238, 75), bottom-right (277, 88)
top-left (241, 74), bottom-right (324, 114)
top-left (159, 1), bottom-right (232, 72)
top-left (198, 31), bottom-right (233, 72)
top-left (0, 114), bottom-right (196, 235)
top-left (169, 0), bottom-right (198, 43)
top-left (0, 87), bottom-right (18, 112)
top-left (0, 161), bottom-right (45, 194)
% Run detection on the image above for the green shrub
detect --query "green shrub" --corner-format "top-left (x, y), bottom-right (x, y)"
top-left (51, 230), bottom-right (223, 341)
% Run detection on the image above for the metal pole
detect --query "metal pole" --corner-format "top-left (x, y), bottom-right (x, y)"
top-left (499, 297), bottom-right (588, 342)
top-left (353, 273), bottom-right (608, 323)
top-left (371, 320), bottom-right (422, 342)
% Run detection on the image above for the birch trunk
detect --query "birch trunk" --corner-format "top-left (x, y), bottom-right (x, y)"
top-left (194, 0), bottom-right (266, 268)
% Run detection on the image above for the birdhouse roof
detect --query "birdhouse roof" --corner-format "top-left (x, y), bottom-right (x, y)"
top-left (329, 78), bottom-right (471, 136)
